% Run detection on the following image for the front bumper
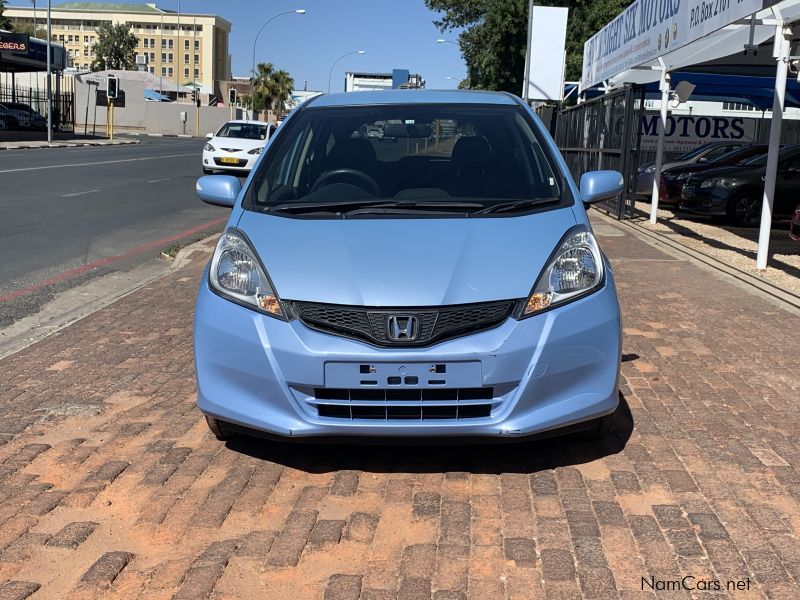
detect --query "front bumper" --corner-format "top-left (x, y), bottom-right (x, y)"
top-left (194, 270), bottom-right (622, 440)
top-left (202, 150), bottom-right (258, 172)
top-left (679, 185), bottom-right (731, 216)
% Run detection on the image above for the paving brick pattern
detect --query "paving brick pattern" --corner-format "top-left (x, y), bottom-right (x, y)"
top-left (0, 222), bottom-right (798, 599)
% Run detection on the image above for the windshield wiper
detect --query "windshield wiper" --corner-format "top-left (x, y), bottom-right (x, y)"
top-left (473, 198), bottom-right (561, 215)
top-left (266, 199), bottom-right (483, 214)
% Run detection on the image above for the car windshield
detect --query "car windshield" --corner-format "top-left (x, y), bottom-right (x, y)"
top-left (247, 103), bottom-right (565, 215)
top-left (707, 146), bottom-right (765, 165)
top-left (676, 144), bottom-right (714, 161)
top-left (216, 122), bottom-right (271, 140)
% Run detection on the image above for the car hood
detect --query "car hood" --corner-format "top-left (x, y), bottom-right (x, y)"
top-left (690, 164), bottom-right (763, 181)
top-left (210, 136), bottom-right (265, 152)
top-left (237, 207), bottom-right (577, 306)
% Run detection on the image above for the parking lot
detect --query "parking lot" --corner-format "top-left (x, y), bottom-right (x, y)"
top-left (0, 215), bottom-right (797, 599)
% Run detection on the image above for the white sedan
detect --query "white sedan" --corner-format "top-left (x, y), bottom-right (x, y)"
top-left (202, 120), bottom-right (275, 175)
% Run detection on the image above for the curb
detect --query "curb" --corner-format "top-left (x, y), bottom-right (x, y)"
top-left (594, 210), bottom-right (800, 314)
top-left (0, 139), bottom-right (140, 151)
top-left (127, 133), bottom-right (196, 139)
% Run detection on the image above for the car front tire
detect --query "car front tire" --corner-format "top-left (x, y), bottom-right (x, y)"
top-left (205, 415), bottom-right (231, 441)
top-left (727, 193), bottom-right (761, 227)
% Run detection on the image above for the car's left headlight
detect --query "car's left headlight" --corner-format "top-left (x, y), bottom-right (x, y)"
top-left (204, 143), bottom-right (215, 152)
top-left (700, 177), bottom-right (738, 189)
top-left (247, 147), bottom-right (263, 155)
top-left (676, 172), bottom-right (693, 181)
top-left (209, 229), bottom-right (286, 319)
top-left (516, 226), bottom-right (604, 318)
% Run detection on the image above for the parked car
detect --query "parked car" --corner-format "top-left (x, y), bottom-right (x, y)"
top-left (0, 102), bottom-right (46, 130)
top-left (202, 120), bottom-right (275, 175)
top-left (659, 144), bottom-right (769, 205)
top-left (680, 146), bottom-right (800, 226)
top-left (192, 90), bottom-right (624, 443)
top-left (637, 141), bottom-right (748, 197)
top-left (791, 204), bottom-right (800, 241)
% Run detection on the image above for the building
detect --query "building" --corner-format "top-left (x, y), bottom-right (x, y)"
top-left (344, 69), bottom-right (425, 93)
top-left (4, 2), bottom-right (231, 96)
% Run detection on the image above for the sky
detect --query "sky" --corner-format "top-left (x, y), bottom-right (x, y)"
top-left (8, 0), bottom-right (467, 91)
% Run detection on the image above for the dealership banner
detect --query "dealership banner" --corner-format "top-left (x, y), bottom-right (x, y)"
top-left (581, 0), bottom-right (765, 90)
top-left (0, 32), bottom-right (30, 55)
top-left (639, 113), bottom-right (757, 153)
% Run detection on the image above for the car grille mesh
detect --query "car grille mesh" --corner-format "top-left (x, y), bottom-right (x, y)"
top-left (290, 300), bottom-right (514, 346)
top-left (312, 387), bottom-right (495, 420)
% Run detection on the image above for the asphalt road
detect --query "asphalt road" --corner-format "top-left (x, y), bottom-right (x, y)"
top-left (0, 137), bottom-right (231, 326)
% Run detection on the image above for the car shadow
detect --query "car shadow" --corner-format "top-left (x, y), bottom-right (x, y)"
top-left (630, 206), bottom-right (800, 279)
top-left (224, 392), bottom-right (634, 475)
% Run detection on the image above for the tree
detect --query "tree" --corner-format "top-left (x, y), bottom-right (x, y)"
top-left (91, 22), bottom-right (138, 71)
top-left (250, 62), bottom-right (295, 116)
top-left (0, 0), bottom-right (12, 30)
top-left (424, 0), bottom-right (632, 91)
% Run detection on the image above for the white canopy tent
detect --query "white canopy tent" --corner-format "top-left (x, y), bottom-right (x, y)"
top-left (584, 0), bottom-right (800, 269)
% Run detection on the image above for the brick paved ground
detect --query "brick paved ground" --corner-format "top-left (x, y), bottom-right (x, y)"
top-left (0, 218), bottom-right (798, 599)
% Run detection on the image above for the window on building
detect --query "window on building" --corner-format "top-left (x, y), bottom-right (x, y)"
top-left (184, 53), bottom-right (189, 64)
top-left (162, 66), bottom-right (167, 76)
top-left (184, 68), bottom-right (190, 78)
top-left (168, 53), bottom-right (173, 63)
top-left (84, 35), bottom-right (89, 42)
top-left (161, 38), bottom-right (167, 48)
top-left (194, 68), bottom-right (199, 78)
top-left (722, 101), bottom-right (760, 112)
top-left (184, 39), bottom-right (190, 49)
top-left (194, 40), bottom-right (200, 50)
top-left (194, 55), bottom-right (199, 64)
top-left (161, 52), bottom-right (167, 62)
top-left (168, 39), bottom-right (173, 49)
top-left (148, 66), bottom-right (154, 74)
top-left (150, 52), bottom-right (155, 61)
top-left (84, 48), bottom-right (88, 56)
top-left (168, 67), bottom-right (173, 77)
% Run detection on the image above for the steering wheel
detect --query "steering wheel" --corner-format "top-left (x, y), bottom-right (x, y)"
top-left (310, 168), bottom-right (381, 197)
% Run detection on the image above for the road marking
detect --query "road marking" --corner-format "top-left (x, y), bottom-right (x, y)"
top-left (0, 217), bottom-right (227, 304)
top-left (62, 189), bottom-right (101, 198)
top-left (147, 178), bottom-right (171, 183)
top-left (0, 152), bottom-right (196, 174)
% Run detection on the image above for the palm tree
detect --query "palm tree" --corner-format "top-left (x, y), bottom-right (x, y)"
top-left (250, 62), bottom-right (274, 113)
top-left (267, 70), bottom-right (294, 116)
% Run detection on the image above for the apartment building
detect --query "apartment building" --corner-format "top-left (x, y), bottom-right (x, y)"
top-left (5, 2), bottom-right (231, 94)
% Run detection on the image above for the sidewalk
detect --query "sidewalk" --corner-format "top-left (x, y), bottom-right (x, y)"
top-left (0, 219), bottom-right (798, 599)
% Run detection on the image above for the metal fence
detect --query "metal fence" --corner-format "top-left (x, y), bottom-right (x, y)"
top-left (552, 85), bottom-right (644, 219)
top-left (0, 75), bottom-right (75, 133)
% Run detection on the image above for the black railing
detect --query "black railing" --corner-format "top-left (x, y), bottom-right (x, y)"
top-left (0, 76), bottom-right (75, 133)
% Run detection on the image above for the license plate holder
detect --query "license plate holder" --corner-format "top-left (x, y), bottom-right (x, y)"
top-left (324, 362), bottom-right (482, 388)
top-left (219, 156), bottom-right (238, 164)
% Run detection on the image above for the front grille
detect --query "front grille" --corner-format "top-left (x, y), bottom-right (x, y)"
top-left (312, 387), bottom-right (495, 420)
top-left (290, 300), bottom-right (514, 347)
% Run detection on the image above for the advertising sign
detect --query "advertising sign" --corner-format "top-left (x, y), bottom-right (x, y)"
top-left (0, 32), bottom-right (30, 55)
top-left (639, 113), bottom-right (757, 153)
top-left (581, 0), bottom-right (764, 90)
top-left (522, 6), bottom-right (569, 101)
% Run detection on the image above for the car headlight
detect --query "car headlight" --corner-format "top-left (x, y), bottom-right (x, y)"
top-left (209, 229), bottom-right (286, 319)
top-left (204, 143), bottom-right (215, 152)
top-left (516, 226), bottom-right (604, 318)
top-left (247, 147), bottom-right (263, 155)
top-left (700, 177), bottom-right (738, 189)
top-left (676, 172), bottom-right (692, 181)
top-left (642, 165), bottom-right (656, 174)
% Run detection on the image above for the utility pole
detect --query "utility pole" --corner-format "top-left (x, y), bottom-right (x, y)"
top-left (46, 0), bottom-right (52, 143)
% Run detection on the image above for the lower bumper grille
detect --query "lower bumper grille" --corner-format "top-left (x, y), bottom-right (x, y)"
top-left (312, 387), bottom-right (495, 421)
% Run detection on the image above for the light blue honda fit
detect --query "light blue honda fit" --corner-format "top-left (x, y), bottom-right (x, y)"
top-left (193, 89), bottom-right (623, 443)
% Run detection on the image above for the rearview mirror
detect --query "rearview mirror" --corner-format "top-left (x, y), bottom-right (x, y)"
top-left (580, 170), bottom-right (624, 204)
top-left (195, 175), bottom-right (241, 208)
top-left (383, 123), bottom-right (432, 139)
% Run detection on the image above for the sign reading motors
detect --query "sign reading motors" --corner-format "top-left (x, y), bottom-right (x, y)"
top-left (0, 32), bottom-right (30, 54)
top-left (581, 0), bottom-right (764, 90)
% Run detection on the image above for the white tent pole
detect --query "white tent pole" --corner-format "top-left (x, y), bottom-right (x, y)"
top-left (46, 0), bottom-right (52, 144)
top-left (649, 63), bottom-right (669, 224)
top-left (756, 24), bottom-right (790, 270)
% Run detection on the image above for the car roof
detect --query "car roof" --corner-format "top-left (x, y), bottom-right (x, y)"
top-left (224, 120), bottom-right (272, 126)
top-left (308, 89), bottom-right (519, 108)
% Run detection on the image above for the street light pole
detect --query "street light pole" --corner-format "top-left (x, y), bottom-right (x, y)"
top-left (251, 9), bottom-right (306, 78)
top-left (46, 0), bottom-right (52, 143)
top-left (328, 50), bottom-right (365, 93)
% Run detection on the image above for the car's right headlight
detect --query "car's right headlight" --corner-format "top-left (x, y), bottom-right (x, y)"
top-left (208, 229), bottom-right (286, 319)
top-left (204, 143), bottom-right (215, 152)
top-left (700, 177), bottom-right (738, 189)
top-left (515, 226), bottom-right (604, 318)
